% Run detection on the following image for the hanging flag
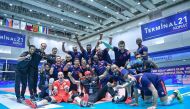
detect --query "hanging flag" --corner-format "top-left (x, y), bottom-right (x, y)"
top-left (13, 20), bottom-right (20, 29)
top-left (6, 18), bottom-right (13, 28)
top-left (33, 24), bottom-right (38, 32)
top-left (42, 26), bottom-right (47, 34)
top-left (38, 25), bottom-right (43, 33)
top-left (20, 21), bottom-right (26, 30)
top-left (46, 27), bottom-right (49, 34)
top-left (0, 17), bottom-right (3, 26)
top-left (25, 23), bottom-right (33, 31)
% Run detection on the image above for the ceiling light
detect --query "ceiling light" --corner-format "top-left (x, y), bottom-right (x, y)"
top-left (104, 6), bottom-right (107, 8)
top-left (173, 0), bottom-right (176, 2)
top-left (74, 23), bottom-right (77, 24)
top-left (37, 22), bottom-right (40, 24)
top-left (116, 12), bottom-right (119, 14)
top-left (137, 2), bottom-right (140, 5)
top-left (22, 18), bottom-right (25, 21)
top-left (29, 9), bottom-right (32, 12)
top-left (147, 9), bottom-right (150, 12)
top-left (4, 14), bottom-right (7, 16)
top-left (9, 3), bottom-right (13, 6)
top-left (86, 27), bottom-right (88, 29)
top-left (61, 19), bottom-right (63, 21)
top-left (51, 25), bottom-right (54, 28)
top-left (58, 4), bottom-right (61, 7)
top-left (64, 29), bottom-right (66, 31)
top-left (90, 0), bottom-right (93, 1)
top-left (47, 14), bottom-right (50, 17)
top-left (88, 15), bottom-right (91, 18)
top-left (74, 10), bottom-right (77, 13)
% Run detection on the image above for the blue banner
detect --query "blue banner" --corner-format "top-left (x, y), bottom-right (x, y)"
top-left (141, 10), bottom-right (190, 41)
top-left (0, 30), bottom-right (25, 48)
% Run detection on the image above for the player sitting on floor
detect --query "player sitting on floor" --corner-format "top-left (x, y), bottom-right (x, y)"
top-left (25, 72), bottom-right (91, 108)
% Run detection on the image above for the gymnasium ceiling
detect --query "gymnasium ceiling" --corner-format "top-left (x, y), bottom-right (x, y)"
top-left (0, 0), bottom-right (186, 41)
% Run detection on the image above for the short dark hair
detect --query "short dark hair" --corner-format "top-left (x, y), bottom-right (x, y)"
top-left (52, 47), bottom-right (57, 50)
top-left (29, 45), bottom-right (36, 49)
top-left (87, 44), bottom-right (91, 46)
top-left (118, 40), bottom-right (125, 45)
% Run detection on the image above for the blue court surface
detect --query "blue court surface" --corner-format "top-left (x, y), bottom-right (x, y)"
top-left (0, 79), bottom-right (189, 109)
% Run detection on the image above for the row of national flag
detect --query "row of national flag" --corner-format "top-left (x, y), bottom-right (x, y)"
top-left (0, 17), bottom-right (48, 34)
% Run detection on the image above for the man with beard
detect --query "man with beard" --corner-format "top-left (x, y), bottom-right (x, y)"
top-left (15, 45), bottom-right (36, 103)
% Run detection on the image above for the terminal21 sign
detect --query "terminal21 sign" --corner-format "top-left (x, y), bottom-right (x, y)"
top-left (141, 10), bottom-right (190, 41)
top-left (0, 30), bottom-right (25, 48)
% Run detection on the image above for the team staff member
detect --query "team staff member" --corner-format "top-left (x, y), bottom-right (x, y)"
top-left (46, 47), bottom-right (58, 66)
top-left (15, 45), bottom-right (36, 103)
top-left (28, 40), bottom-right (47, 100)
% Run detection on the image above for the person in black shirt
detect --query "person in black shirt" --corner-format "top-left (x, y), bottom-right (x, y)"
top-left (46, 47), bottom-right (57, 66)
top-left (15, 45), bottom-right (36, 103)
top-left (79, 66), bottom-right (116, 103)
top-left (28, 42), bottom-right (47, 100)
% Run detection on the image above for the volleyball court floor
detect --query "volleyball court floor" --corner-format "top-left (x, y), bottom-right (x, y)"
top-left (0, 77), bottom-right (189, 109)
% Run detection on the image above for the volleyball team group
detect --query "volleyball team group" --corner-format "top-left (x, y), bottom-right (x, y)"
top-left (15, 33), bottom-right (183, 109)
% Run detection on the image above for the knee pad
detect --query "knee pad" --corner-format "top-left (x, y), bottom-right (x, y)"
top-left (162, 96), bottom-right (173, 105)
top-left (44, 96), bottom-right (52, 102)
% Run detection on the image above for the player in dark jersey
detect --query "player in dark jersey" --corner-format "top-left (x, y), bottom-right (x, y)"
top-left (101, 40), bottom-right (131, 67)
top-left (127, 53), bottom-right (158, 74)
top-left (50, 56), bottom-right (64, 80)
top-left (62, 42), bottom-right (83, 64)
top-left (135, 38), bottom-right (148, 60)
top-left (118, 72), bottom-right (183, 109)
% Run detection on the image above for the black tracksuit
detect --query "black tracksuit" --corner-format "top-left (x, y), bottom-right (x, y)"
top-left (15, 51), bottom-right (31, 99)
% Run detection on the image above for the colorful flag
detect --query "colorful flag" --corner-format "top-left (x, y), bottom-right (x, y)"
top-left (0, 17), bottom-right (3, 26)
top-left (25, 23), bottom-right (33, 31)
top-left (38, 25), bottom-right (43, 33)
top-left (33, 24), bottom-right (38, 32)
top-left (42, 26), bottom-right (48, 34)
top-left (20, 21), bottom-right (26, 30)
top-left (13, 20), bottom-right (20, 29)
top-left (6, 18), bottom-right (13, 28)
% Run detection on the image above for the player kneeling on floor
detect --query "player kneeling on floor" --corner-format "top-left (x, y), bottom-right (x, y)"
top-left (116, 71), bottom-right (183, 109)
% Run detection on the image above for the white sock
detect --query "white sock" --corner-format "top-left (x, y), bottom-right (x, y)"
top-left (36, 101), bottom-right (44, 107)
top-left (74, 97), bottom-right (81, 104)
